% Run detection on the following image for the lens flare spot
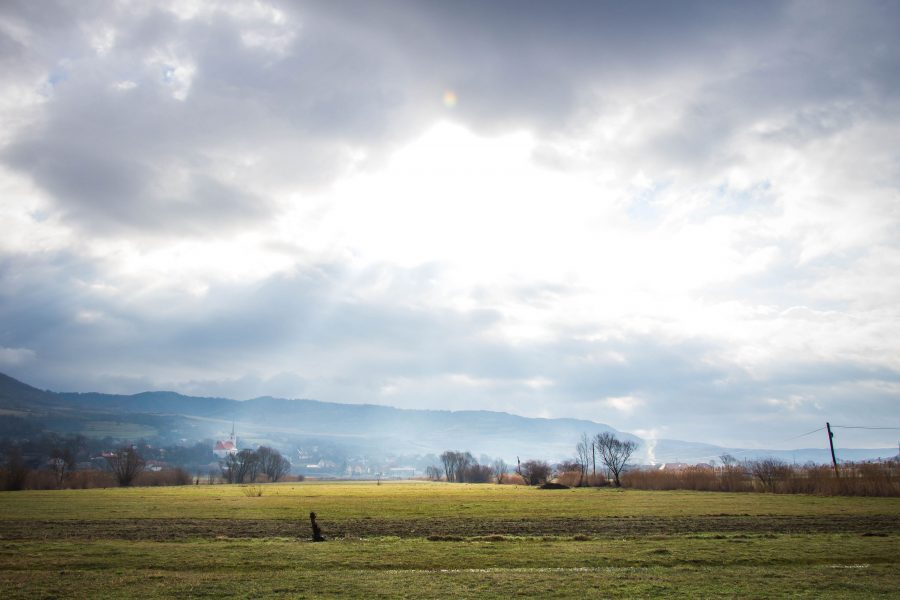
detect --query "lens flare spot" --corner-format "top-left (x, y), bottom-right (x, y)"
top-left (443, 90), bottom-right (458, 108)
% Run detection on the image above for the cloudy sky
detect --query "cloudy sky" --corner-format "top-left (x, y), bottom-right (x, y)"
top-left (1, 1), bottom-right (898, 449)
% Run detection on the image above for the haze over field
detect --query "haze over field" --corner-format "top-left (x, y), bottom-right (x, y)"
top-left (1, 1), bottom-right (899, 450)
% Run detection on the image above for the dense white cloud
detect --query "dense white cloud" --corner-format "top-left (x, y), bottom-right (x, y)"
top-left (0, 0), bottom-right (898, 448)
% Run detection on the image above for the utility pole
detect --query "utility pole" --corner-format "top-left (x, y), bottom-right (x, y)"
top-left (826, 422), bottom-right (839, 477)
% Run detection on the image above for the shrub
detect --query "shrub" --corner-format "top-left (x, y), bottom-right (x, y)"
top-left (135, 468), bottom-right (193, 487)
top-left (462, 464), bottom-right (494, 483)
top-left (519, 460), bottom-right (552, 485)
top-left (242, 484), bottom-right (264, 497)
top-left (555, 470), bottom-right (584, 487)
top-left (620, 460), bottom-right (898, 496)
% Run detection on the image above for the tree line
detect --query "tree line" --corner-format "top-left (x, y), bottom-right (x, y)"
top-left (220, 446), bottom-right (292, 484)
top-left (428, 432), bottom-right (640, 487)
top-left (622, 454), bottom-right (899, 497)
top-left (0, 433), bottom-right (295, 489)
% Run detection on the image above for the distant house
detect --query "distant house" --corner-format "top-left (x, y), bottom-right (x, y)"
top-left (388, 467), bottom-right (416, 479)
top-left (213, 423), bottom-right (237, 459)
top-left (658, 462), bottom-right (690, 471)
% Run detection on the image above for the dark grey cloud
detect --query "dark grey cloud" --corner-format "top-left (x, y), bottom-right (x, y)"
top-left (6, 0), bottom-right (891, 235)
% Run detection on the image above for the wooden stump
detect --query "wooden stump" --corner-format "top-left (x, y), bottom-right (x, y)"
top-left (309, 511), bottom-right (325, 542)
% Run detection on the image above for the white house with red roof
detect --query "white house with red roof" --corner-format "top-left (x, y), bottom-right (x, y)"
top-left (213, 423), bottom-right (237, 459)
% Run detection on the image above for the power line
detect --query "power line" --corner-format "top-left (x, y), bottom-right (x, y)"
top-left (779, 426), bottom-right (826, 442)
top-left (648, 423), bottom-right (896, 465)
top-left (830, 425), bottom-right (900, 430)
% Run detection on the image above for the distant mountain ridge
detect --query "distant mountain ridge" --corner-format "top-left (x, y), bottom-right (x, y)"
top-left (0, 371), bottom-right (636, 460)
top-left (0, 372), bottom-right (895, 464)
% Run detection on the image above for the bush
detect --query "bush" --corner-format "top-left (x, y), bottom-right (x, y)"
top-left (135, 468), bottom-right (193, 487)
top-left (555, 470), bottom-right (583, 487)
top-left (500, 473), bottom-right (526, 485)
top-left (519, 460), bottom-right (552, 485)
top-left (539, 482), bottom-right (569, 489)
top-left (622, 466), bottom-right (732, 491)
top-left (242, 484), bottom-right (264, 497)
top-left (620, 460), bottom-right (899, 496)
top-left (462, 464), bottom-right (494, 483)
top-left (1, 448), bottom-right (30, 491)
top-left (66, 469), bottom-right (117, 489)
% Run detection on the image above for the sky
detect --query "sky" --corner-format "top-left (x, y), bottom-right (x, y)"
top-left (1, 0), bottom-right (898, 450)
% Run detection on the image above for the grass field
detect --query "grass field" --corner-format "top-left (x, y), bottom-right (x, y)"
top-left (1, 481), bottom-right (898, 598)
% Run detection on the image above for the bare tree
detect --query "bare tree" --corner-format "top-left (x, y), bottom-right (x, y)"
top-left (105, 447), bottom-right (145, 487)
top-left (440, 450), bottom-right (475, 482)
top-left (455, 452), bottom-right (474, 482)
top-left (49, 448), bottom-right (76, 488)
top-left (519, 460), bottom-right (552, 485)
top-left (220, 453), bottom-right (239, 483)
top-left (425, 465), bottom-right (443, 481)
top-left (748, 458), bottom-right (790, 492)
top-left (440, 451), bottom-right (458, 482)
top-left (575, 433), bottom-right (592, 486)
top-left (594, 432), bottom-right (638, 487)
top-left (257, 446), bottom-right (291, 482)
top-left (719, 453), bottom-right (738, 467)
top-left (2, 447), bottom-right (30, 491)
top-left (492, 458), bottom-right (507, 484)
top-left (233, 449), bottom-right (260, 483)
top-left (557, 460), bottom-right (582, 473)
top-left (463, 463), bottom-right (493, 483)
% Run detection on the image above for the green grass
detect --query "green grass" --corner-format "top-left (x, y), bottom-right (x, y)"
top-left (2, 480), bottom-right (897, 521)
top-left (1, 536), bottom-right (897, 598)
top-left (1, 482), bottom-right (898, 598)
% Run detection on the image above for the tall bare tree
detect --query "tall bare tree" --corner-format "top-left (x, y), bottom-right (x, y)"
top-left (594, 432), bottom-right (638, 487)
top-left (105, 447), bottom-right (145, 487)
top-left (257, 446), bottom-right (291, 482)
top-left (575, 433), bottom-right (592, 486)
top-left (220, 452), bottom-right (239, 483)
top-left (49, 448), bottom-right (75, 488)
top-left (440, 450), bottom-right (458, 482)
top-left (233, 449), bottom-right (260, 483)
top-left (492, 458), bottom-right (507, 484)
top-left (440, 450), bottom-right (475, 482)
top-left (455, 452), bottom-right (474, 483)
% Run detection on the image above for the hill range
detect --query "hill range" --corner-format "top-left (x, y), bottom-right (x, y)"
top-left (0, 372), bottom-right (893, 466)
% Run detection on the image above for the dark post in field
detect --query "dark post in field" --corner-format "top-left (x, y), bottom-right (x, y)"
top-left (309, 511), bottom-right (325, 542)
top-left (826, 422), bottom-right (839, 477)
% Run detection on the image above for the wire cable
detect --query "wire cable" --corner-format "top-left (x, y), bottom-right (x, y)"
top-left (830, 425), bottom-right (900, 430)
top-left (779, 426), bottom-right (826, 442)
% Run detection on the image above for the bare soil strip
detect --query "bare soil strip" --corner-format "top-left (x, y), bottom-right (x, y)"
top-left (1, 515), bottom-right (897, 541)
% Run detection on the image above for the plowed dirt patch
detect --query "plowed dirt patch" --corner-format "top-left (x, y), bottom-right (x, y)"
top-left (2, 515), bottom-right (897, 541)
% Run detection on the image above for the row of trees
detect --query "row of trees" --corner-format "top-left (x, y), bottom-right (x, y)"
top-left (436, 451), bottom-right (504, 483)
top-left (1, 432), bottom-right (222, 490)
top-left (427, 433), bottom-right (640, 488)
top-left (568, 432), bottom-right (639, 486)
top-left (2, 441), bottom-right (294, 490)
top-left (220, 447), bottom-right (292, 484)
top-left (1, 445), bottom-right (146, 490)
